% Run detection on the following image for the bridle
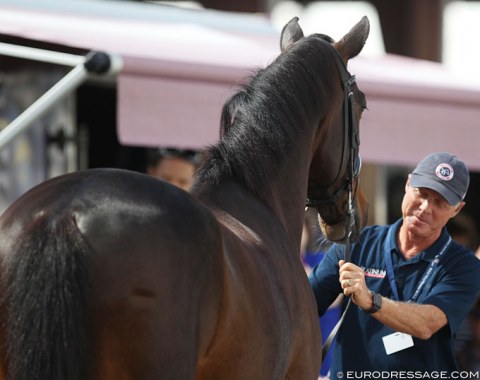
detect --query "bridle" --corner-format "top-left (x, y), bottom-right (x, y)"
top-left (305, 41), bottom-right (363, 360)
top-left (306, 40), bottom-right (362, 250)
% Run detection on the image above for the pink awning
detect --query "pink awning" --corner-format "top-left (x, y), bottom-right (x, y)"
top-left (2, 0), bottom-right (480, 170)
top-left (350, 54), bottom-right (480, 170)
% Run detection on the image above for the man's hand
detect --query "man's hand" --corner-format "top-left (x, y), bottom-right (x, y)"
top-left (338, 260), bottom-right (373, 310)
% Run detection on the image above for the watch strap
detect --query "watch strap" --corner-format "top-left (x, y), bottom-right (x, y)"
top-left (363, 292), bottom-right (382, 314)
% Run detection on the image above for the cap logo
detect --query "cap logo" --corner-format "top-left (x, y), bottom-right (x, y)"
top-left (435, 163), bottom-right (454, 181)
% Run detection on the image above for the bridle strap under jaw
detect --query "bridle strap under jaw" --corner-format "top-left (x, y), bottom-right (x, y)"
top-left (305, 156), bottom-right (361, 210)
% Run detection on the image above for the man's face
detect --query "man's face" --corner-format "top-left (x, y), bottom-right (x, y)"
top-left (401, 175), bottom-right (464, 238)
top-left (147, 157), bottom-right (195, 192)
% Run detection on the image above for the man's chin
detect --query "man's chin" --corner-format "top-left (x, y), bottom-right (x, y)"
top-left (405, 220), bottom-right (431, 237)
top-left (407, 215), bottom-right (428, 228)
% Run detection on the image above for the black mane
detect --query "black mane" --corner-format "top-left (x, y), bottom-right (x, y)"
top-left (195, 35), bottom-right (340, 199)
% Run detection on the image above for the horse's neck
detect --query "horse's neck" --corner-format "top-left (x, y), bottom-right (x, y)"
top-left (193, 149), bottom-right (311, 255)
top-left (194, 180), bottom-right (277, 229)
top-left (264, 150), bottom-right (311, 246)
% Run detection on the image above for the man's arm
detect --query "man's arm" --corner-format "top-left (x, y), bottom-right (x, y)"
top-left (308, 248), bottom-right (345, 316)
top-left (369, 296), bottom-right (447, 339)
top-left (338, 260), bottom-right (447, 339)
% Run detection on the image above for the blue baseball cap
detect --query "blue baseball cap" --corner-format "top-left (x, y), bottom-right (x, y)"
top-left (410, 152), bottom-right (470, 205)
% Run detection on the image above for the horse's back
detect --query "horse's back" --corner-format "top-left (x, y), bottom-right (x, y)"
top-left (0, 169), bottom-right (224, 380)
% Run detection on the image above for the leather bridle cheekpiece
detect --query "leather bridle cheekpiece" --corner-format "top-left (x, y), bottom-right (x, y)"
top-left (306, 40), bottom-right (362, 240)
top-left (307, 41), bottom-right (364, 360)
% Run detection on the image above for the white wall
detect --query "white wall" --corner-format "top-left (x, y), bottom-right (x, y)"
top-left (270, 1), bottom-right (385, 57)
top-left (443, 1), bottom-right (480, 85)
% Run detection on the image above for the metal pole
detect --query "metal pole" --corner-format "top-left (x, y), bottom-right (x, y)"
top-left (0, 42), bottom-right (84, 67)
top-left (0, 64), bottom-right (88, 149)
top-left (0, 49), bottom-right (122, 150)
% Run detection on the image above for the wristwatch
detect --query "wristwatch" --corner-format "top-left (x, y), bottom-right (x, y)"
top-left (363, 292), bottom-right (382, 314)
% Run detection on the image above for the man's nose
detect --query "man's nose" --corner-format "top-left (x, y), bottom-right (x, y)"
top-left (419, 198), bottom-right (431, 212)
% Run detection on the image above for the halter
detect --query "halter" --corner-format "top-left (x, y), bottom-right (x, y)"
top-left (306, 42), bottom-right (362, 244)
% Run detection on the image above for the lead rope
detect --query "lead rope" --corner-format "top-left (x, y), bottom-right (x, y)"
top-left (321, 220), bottom-right (353, 361)
top-left (321, 153), bottom-right (357, 361)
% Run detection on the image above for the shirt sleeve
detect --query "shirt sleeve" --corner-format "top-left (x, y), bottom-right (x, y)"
top-left (308, 244), bottom-right (344, 316)
top-left (422, 247), bottom-right (480, 335)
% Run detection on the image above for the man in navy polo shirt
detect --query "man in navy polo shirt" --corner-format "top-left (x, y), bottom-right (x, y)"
top-left (309, 152), bottom-right (480, 375)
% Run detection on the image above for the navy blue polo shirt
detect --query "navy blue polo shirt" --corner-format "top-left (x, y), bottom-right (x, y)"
top-left (309, 219), bottom-right (480, 375)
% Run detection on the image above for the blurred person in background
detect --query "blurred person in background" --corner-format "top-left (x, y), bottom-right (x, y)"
top-left (456, 298), bottom-right (480, 371)
top-left (301, 209), bottom-right (341, 378)
top-left (448, 212), bottom-right (480, 370)
top-left (145, 147), bottom-right (201, 192)
top-left (447, 212), bottom-right (479, 253)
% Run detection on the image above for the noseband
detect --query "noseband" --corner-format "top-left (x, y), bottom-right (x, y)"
top-left (306, 41), bottom-right (362, 241)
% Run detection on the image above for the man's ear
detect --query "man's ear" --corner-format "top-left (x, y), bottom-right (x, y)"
top-left (405, 174), bottom-right (412, 192)
top-left (452, 202), bottom-right (465, 218)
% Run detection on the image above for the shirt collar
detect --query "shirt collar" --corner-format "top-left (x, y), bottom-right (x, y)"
top-left (423, 226), bottom-right (450, 261)
top-left (385, 219), bottom-right (402, 254)
top-left (385, 218), bottom-right (450, 262)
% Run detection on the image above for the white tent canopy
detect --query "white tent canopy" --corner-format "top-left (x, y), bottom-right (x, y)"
top-left (1, 0), bottom-right (480, 170)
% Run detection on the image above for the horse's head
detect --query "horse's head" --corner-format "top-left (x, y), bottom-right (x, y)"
top-left (281, 17), bottom-right (370, 243)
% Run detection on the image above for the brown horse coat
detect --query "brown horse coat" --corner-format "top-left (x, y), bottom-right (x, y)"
top-left (0, 17), bottom-right (369, 380)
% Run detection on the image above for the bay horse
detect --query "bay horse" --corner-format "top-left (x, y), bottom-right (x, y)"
top-left (0, 16), bottom-right (369, 380)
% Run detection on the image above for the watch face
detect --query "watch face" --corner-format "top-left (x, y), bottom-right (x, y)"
top-left (362, 292), bottom-right (382, 314)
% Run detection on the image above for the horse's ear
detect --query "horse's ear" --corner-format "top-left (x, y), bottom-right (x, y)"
top-left (280, 17), bottom-right (304, 52)
top-left (334, 16), bottom-right (370, 62)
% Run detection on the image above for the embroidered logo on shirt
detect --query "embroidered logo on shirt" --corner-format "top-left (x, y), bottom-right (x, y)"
top-left (364, 267), bottom-right (387, 278)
